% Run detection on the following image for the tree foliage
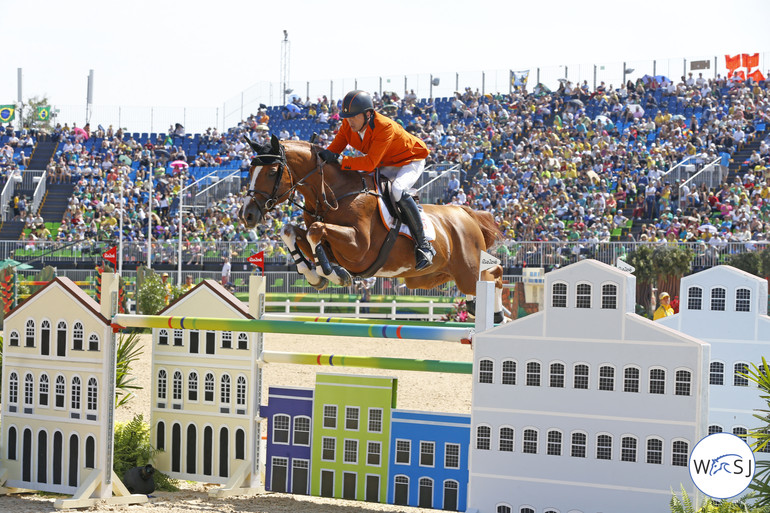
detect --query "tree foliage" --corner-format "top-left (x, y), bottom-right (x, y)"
top-left (116, 331), bottom-right (143, 408)
top-left (136, 271), bottom-right (167, 315)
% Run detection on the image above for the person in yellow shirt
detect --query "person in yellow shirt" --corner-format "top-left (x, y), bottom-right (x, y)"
top-left (653, 292), bottom-right (674, 320)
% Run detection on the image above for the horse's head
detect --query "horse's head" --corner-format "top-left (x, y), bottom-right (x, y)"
top-left (240, 134), bottom-right (292, 228)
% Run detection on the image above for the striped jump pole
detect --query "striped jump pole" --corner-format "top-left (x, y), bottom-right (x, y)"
top-left (262, 351), bottom-right (472, 374)
top-left (111, 314), bottom-right (474, 343)
top-left (263, 314), bottom-right (474, 328)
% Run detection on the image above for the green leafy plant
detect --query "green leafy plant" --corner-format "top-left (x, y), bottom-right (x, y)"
top-left (442, 299), bottom-right (469, 322)
top-left (113, 414), bottom-right (177, 492)
top-left (670, 485), bottom-right (695, 513)
top-left (746, 358), bottom-right (770, 506)
top-left (116, 331), bottom-right (143, 408)
top-left (652, 245), bottom-right (693, 299)
top-left (728, 251), bottom-right (763, 277)
top-left (136, 271), bottom-right (167, 315)
top-left (626, 244), bottom-right (655, 314)
top-left (670, 486), bottom-right (767, 512)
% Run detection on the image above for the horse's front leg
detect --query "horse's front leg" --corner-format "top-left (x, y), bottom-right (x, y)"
top-left (281, 224), bottom-right (328, 290)
top-left (306, 221), bottom-right (368, 287)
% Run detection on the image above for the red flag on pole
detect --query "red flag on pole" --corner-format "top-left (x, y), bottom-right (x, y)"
top-left (248, 251), bottom-right (265, 274)
top-left (725, 54), bottom-right (741, 72)
top-left (102, 246), bottom-right (118, 266)
top-left (742, 53), bottom-right (760, 69)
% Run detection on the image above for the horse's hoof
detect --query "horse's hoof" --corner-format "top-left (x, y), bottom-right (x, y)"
top-left (466, 299), bottom-right (476, 317)
top-left (310, 277), bottom-right (329, 291)
top-left (494, 311), bottom-right (504, 324)
top-left (334, 267), bottom-right (353, 287)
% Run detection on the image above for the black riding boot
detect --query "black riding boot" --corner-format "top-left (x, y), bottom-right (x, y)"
top-left (397, 195), bottom-right (434, 271)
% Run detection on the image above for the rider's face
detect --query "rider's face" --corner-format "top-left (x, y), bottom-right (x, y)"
top-left (346, 112), bottom-right (366, 132)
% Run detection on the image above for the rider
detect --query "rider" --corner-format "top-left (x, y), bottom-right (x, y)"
top-left (318, 90), bottom-right (434, 271)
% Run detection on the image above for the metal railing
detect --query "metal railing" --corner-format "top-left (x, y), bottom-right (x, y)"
top-left (680, 157), bottom-right (727, 201)
top-left (659, 153), bottom-right (706, 185)
top-left (415, 164), bottom-right (460, 204)
top-left (31, 171), bottom-right (47, 215)
top-left (189, 170), bottom-right (242, 212)
top-left (1, 174), bottom-right (16, 221)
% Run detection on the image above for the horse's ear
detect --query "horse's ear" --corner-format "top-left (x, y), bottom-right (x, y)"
top-left (270, 134), bottom-right (281, 153)
top-left (243, 135), bottom-right (260, 152)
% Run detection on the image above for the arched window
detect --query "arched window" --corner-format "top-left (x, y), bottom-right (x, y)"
top-left (496, 505), bottom-right (512, 513)
top-left (7, 426), bottom-right (17, 460)
top-left (88, 334), bottom-right (99, 351)
top-left (710, 362), bottom-right (725, 385)
top-left (86, 378), bottom-right (98, 412)
top-left (573, 364), bottom-right (589, 389)
top-left (40, 320), bottom-right (50, 355)
top-left (57, 321), bottom-right (67, 356)
top-left (73, 322), bottom-right (84, 350)
top-left (237, 333), bottom-right (248, 350)
top-left (24, 373), bottom-right (34, 405)
top-left (523, 429), bottom-right (538, 454)
top-left (188, 371), bottom-right (198, 401)
top-left (734, 363), bottom-right (749, 387)
top-left (9, 330), bottom-right (19, 347)
top-left (157, 370), bottom-right (167, 400)
top-left (687, 286), bottom-right (703, 310)
top-left (157, 421), bottom-right (165, 450)
top-left (204, 373), bottom-right (215, 402)
top-left (236, 376), bottom-right (247, 407)
top-left (710, 287), bottom-right (726, 311)
top-left (624, 366), bottom-right (640, 392)
top-left (599, 365), bottom-right (615, 391)
top-left (478, 359), bottom-right (493, 384)
top-left (499, 427), bottom-right (514, 452)
top-left (576, 283), bottom-right (591, 308)
top-left (547, 430), bottom-right (562, 456)
top-left (418, 477), bottom-right (433, 508)
top-left (672, 440), bottom-right (689, 466)
top-left (25, 319), bottom-right (35, 347)
top-left (708, 425), bottom-right (723, 434)
top-left (551, 282), bottom-right (567, 307)
top-left (621, 436), bottom-right (637, 462)
top-left (273, 414), bottom-right (290, 444)
top-left (601, 283), bottom-right (617, 309)
top-left (649, 368), bottom-right (666, 394)
top-left (736, 288), bottom-right (751, 312)
top-left (476, 425), bottom-right (491, 450)
top-left (158, 329), bottom-right (169, 345)
top-left (571, 432), bottom-right (586, 458)
top-left (39, 373), bottom-right (49, 407)
top-left (549, 362), bottom-right (565, 388)
top-left (71, 376), bottom-right (81, 410)
top-left (220, 374), bottom-right (231, 404)
top-left (675, 370), bottom-right (691, 396)
top-left (172, 371), bottom-right (183, 401)
top-left (55, 375), bottom-right (65, 408)
top-left (596, 434), bottom-right (612, 460)
top-left (646, 437), bottom-right (663, 464)
top-left (526, 361), bottom-right (541, 386)
top-left (502, 360), bottom-right (516, 385)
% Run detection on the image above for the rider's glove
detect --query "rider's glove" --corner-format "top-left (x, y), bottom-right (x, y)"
top-left (319, 149), bottom-right (341, 164)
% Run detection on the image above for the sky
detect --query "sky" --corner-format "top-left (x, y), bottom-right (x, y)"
top-left (1, 0), bottom-right (769, 129)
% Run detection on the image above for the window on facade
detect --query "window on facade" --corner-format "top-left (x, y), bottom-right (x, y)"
top-left (236, 376), bottom-right (247, 406)
top-left (523, 429), bottom-right (538, 454)
top-left (649, 368), bottom-right (666, 394)
top-left (173, 371), bottom-right (183, 401)
top-left (502, 360), bottom-right (516, 385)
top-left (39, 373), bottom-right (49, 406)
top-left (445, 443), bottom-right (460, 468)
top-left (476, 426), bottom-right (491, 450)
top-left (599, 365), bottom-right (615, 391)
top-left (24, 373), bottom-right (33, 405)
top-left (624, 367), bottom-right (640, 392)
top-left (73, 322), bottom-right (84, 350)
top-left (9, 330), bottom-right (19, 347)
top-left (71, 376), bottom-right (81, 410)
top-left (322, 437), bottom-right (335, 461)
top-left (237, 333), bottom-right (248, 350)
top-left (601, 283), bottom-right (617, 309)
top-left (396, 440), bottom-right (410, 464)
top-left (204, 373), bottom-right (215, 402)
top-left (87, 377), bottom-right (98, 411)
top-left (710, 362), bottom-right (725, 385)
top-left (547, 430), bottom-right (562, 456)
top-left (550, 363), bottom-right (565, 388)
top-left (621, 436), bottom-right (637, 462)
top-left (173, 330), bottom-right (183, 346)
top-left (499, 427), bottom-right (514, 452)
top-left (675, 370), bottom-right (691, 396)
top-left (711, 287), bottom-right (726, 311)
top-left (526, 362), bottom-right (541, 386)
top-left (479, 359), bottom-right (493, 384)
top-left (368, 408), bottom-right (383, 433)
top-left (294, 417), bottom-right (310, 446)
top-left (736, 288), bottom-right (751, 312)
top-left (708, 425), bottom-right (723, 434)
top-left (8, 372), bottom-right (18, 404)
top-left (158, 329), bottom-right (169, 346)
top-left (646, 438), bottom-right (663, 464)
top-left (273, 414), bottom-right (289, 444)
top-left (221, 332), bottom-right (232, 349)
top-left (497, 506), bottom-right (512, 513)
top-left (157, 370), bottom-right (167, 400)
top-left (733, 427), bottom-right (748, 439)
top-left (571, 432), bottom-right (586, 458)
top-left (688, 287), bottom-right (702, 310)
top-left (734, 363), bottom-right (749, 387)
top-left (420, 441), bottom-right (435, 466)
top-left (367, 441), bottom-right (381, 466)
top-left (574, 364), bottom-right (589, 389)
top-left (672, 440), bottom-right (689, 466)
top-left (188, 372), bottom-right (198, 401)
top-left (576, 283), bottom-right (592, 308)
top-left (88, 334), bottom-right (99, 351)
top-left (323, 405), bottom-right (337, 429)
top-left (25, 319), bottom-right (35, 347)
top-left (344, 439), bottom-right (358, 463)
top-left (220, 374), bottom-right (231, 404)
top-left (597, 434), bottom-right (612, 460)
top-left (55, 375), bottom-right (65, 408)
top-left (345, 407), bottom-right (359, 430)
top-left (552, 283), bottom-right (567, 307)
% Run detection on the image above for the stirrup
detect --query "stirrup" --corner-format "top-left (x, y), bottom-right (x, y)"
top-left (414, 245), bottom-right (434, 271)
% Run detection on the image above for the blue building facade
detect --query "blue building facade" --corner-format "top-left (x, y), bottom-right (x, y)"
top-left (388, 410), bottom-right (470, 511)
top-left (261, 386), bottom-right (314, 494)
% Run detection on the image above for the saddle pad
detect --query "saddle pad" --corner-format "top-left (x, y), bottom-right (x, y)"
top-left (375, 193), bottom-right (436, 242)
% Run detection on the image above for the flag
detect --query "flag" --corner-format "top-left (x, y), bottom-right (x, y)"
top-left (0, 105), bottom-right (15, 123)
top-left (37, 106), bottom-right (51, 121)
top-left (510, 70), bottom-right (530, 88)
top-left (725, 54), bottom-right (741, 72)
top-left (748, 69), bottom-right (766, 83)
top-left (102, 246), bottom-right (117, 266)
top-left (248, 251), bottom-right (265, 274)
top-left (742, 53), bottom-right (759, 69)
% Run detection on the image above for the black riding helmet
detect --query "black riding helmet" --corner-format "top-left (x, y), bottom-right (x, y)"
top-left (340, 90), bottom-right (374, 119)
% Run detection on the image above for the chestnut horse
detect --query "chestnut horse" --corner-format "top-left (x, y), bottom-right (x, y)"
top-left (239, 135), bottom-right (505, 316)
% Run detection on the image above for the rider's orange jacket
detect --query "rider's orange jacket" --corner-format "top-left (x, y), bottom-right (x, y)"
top-left (326, 111), bottom-right (429, 173)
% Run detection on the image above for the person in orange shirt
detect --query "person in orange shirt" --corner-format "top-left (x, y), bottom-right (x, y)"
top-left (319, 90), bottom-right (434, 270)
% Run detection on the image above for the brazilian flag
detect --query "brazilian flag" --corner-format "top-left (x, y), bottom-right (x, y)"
top-left (0, 105), bottom-right (15, 123)
top-left (37, 106), bottom-right (51, 121)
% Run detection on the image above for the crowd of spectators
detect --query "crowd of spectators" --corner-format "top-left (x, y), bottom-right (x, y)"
top-left (6, 71), bottom-right (770, 267)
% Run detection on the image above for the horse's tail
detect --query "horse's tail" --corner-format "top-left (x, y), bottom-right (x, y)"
top-left (462, 206), bottom-right (503, 250)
